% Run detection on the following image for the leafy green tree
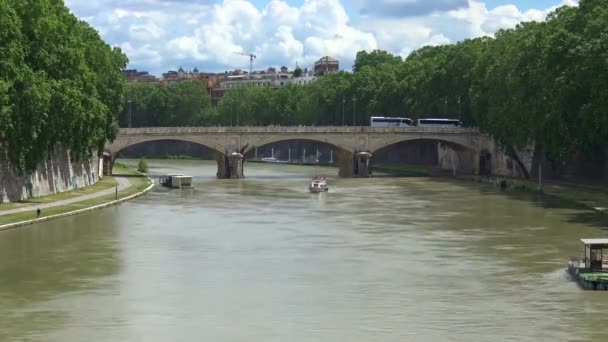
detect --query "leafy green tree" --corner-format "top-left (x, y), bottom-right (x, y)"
top-left (353, 50), bottom-right (402, 72)
top-left (122, 80), bottom-right (211, 127)
top-left (137, 158), bottom-right (148, 173)
top-left (0, 0), bottom-right (127, 173)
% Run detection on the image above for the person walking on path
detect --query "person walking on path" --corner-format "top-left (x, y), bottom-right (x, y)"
top-left (36, 208), bottom-right (41, 218)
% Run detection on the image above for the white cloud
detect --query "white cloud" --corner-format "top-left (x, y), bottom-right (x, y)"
top-left (447, 0), bottom-right (566, 37)
top-left (63, 0), bottom-right (577, 75)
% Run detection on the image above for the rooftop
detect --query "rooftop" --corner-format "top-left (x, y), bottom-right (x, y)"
top-left (316, 56), bottom-right (338, 63)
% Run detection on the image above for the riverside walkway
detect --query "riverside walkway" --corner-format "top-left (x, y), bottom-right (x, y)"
top-left (0, 176), bottom-right (131, 216)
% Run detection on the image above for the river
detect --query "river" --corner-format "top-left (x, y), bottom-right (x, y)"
top-left (0, 159), bottom-right (607, 341)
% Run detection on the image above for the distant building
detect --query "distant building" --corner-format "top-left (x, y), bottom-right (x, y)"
top-left (314, 56), bottom-right (339, 75)
top-left (124, 67), bottom-right (225, 101)
top-left (210, 66), bottom-right (317, 104)
top-left (159, 67), bottom-right (221, 86)
top-left (124, 62), bottom-right (323, 105)
top-left (123, 69), bottom-right (158, 83)
top-left (157, 67), bottom-right (223, 97)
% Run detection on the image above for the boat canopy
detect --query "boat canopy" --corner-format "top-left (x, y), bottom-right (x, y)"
top-left (581, 239), bottom-right (608, 246)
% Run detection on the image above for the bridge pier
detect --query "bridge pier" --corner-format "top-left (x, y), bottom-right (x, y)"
top-left (353, 151), bottom-right (373, 177)
top-left (338, 151), bottom-right (372, 178)
top-left (102, 153), bottom-right (114, 176)
top-left (216, 152), bottom-right (244, 179)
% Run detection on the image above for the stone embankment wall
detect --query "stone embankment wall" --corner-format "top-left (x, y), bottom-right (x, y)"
top-left (438, 140), bottom-right (535, 178)
top-left (0, 147), bottom-right (102, 203)
top-left (533, 147), bottom-right (608, 184)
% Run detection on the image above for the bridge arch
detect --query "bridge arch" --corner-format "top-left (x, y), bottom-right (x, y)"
top-left (371, 136), bottom-right (481, 175)
top-left (370, 135), bottom-right (480, 154)
top-left (241, 136), bottom-right (354, 155)
top-left (105, 136), bottom-right (225, 158)
top-left (241, 137), bottom-right (357, 177)
top-left (103, 136), bottom-right (227, 176)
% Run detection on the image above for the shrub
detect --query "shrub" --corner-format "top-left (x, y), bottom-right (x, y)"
top-left (137, 159), bottom-right (149, 173)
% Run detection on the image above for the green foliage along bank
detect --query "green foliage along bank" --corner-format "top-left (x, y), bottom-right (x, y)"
top-left (0, 0), bottom-right (128, 173)
top-left (121, 80), bottom-right (211, 127)
top-left (137, 159), bottom-right (148, 173)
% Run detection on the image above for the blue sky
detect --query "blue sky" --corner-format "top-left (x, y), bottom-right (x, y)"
top-left (64, 0), bottom-right (576, 76)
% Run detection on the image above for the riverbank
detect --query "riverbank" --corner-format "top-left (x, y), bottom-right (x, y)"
top-left (0, 163), bottom-right (153, 229)
top-left (372, 164), bottom-right (446, 177)
top-left (373, 163), bottom-right (608, 217)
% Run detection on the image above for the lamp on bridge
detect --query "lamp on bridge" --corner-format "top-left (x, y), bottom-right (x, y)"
top-left (352, 96), bottom-right (356, 126)
top-left (127, 99), bottom-right (132, 128)
top-left (342, 96), bottom-right (345, 126)
top-left (229, 99), bottom-right (235, 127)
top-left (457, 95), bottom-right (461, 122)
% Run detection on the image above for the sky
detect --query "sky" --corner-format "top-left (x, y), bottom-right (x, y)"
top-left (63, 0), bottom-right (578, 76)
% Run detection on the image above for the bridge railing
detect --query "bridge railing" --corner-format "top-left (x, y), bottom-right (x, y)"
top-left (118, 126), bottom-right (481, 134)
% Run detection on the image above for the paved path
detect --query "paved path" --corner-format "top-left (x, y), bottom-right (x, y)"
top-left (0, 177), bottom-right (131, 216)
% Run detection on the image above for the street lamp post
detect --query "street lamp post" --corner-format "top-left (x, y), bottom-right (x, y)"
top-left (230, 99), bottom-right (234, 126)
top-left (236, 101), bottom-right (239, 127)
top-left (457, 95), bottom-right (461, 122)
top-left (352, 96), bottom-right (356, 126)
top-left (342, 96), bottom-right (345, 126)
top-left (127, 100), bottom-right (132, 128)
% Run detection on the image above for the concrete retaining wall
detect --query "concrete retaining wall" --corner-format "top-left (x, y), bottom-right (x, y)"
top-left (0, 147), bottom-right (102, 203)
top-left (438, 139), bottom-right (535, 177)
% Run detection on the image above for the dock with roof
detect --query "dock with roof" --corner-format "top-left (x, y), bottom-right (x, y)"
top-left (568, 239), bottom-right (608, 290)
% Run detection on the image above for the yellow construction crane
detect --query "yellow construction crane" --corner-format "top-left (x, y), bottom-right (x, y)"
top-left (236, 52), bottom-right (256, 79)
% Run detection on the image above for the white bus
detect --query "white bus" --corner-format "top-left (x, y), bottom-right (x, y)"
top-left (370, 117), bottom-right (414, 127)
top-left (417, 118), bottom-right (461, 128)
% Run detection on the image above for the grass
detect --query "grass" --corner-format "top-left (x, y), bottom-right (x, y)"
top-left (0, 175), bottom-right (118, 212)
top-left (165, 154), bottom-right (196, 160)
top-left (0, 164), bottom-right (151, 227)
top-left (372, 164), bottom-right (439, 177)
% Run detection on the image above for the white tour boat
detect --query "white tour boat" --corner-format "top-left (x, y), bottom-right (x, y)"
top-left (309, 176), bottom-right (329, 193)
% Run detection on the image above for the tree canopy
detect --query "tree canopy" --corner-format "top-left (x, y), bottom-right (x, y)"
top-left (0, 0), bottom-right (127, 173)
top-left (121, 80), bottom-right (211, 127)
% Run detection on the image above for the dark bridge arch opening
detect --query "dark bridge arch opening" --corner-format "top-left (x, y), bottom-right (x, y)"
top-left (245, 139), bottom-right (347, 165)
top-left (106, 139), bottom-right (223, 178)
top-left (244, 139), bottom-right (358, 178)
top-left (372, 139), bottom-right (477, 176)
top-left (116, 139), bottom-right (217, 160)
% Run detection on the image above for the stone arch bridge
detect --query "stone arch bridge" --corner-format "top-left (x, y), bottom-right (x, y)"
top-left (104, 126), bottom-right (492, 178)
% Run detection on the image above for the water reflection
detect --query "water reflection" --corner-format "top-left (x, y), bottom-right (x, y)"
top-left (0, 210), bottom-right (122, 341)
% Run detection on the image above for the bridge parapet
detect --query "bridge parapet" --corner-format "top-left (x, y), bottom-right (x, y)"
top-left (118, 126), bottom-right (481, 135)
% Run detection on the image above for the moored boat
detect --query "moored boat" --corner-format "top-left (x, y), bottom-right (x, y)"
top-left (159, 174), bottom-right (193, 188)
top-left (309, 176), bottom-right (329, 193)
top-left (567, 238), bottom-right (608, 290)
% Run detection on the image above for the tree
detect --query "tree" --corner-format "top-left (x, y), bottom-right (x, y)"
top-left (137, 158), bottom-right (148, 173)
top-left (0, 0), bottom-right (127, 173)
top-left (353, 50), bottom-right (402, 72)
